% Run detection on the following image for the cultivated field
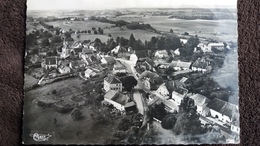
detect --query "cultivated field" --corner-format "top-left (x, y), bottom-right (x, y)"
top-left (46, 20), bottom-right (114, 31)
top-left (111, 15), bottom-right (237, 42)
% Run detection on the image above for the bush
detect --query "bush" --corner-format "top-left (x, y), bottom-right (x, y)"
top-left (52, 89), bottom-right (57, 95)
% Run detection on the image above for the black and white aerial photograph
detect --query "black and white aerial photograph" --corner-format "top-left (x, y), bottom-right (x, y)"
top-left (23, 0), bottom-right (239, 144)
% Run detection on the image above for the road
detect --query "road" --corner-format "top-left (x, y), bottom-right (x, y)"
top-left (117, 58), bottom-right (179, 112)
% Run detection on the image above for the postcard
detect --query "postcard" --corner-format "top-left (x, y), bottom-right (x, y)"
top-left (23, 0), bottom-right (239, 144)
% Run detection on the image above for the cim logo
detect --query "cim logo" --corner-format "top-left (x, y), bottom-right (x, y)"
top-left (30, 133), bottom-right (52, 142)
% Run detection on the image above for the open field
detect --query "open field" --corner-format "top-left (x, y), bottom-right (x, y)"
top-left (24, 74), bottom-right (38, 89)
top-left (111, 15), bottom-right (237, 42)
top-left (46, 20), bottom-right (114, 31)
top-left (71, 34), bottom-right (110, 43)
top-left (46, 20), bottom-right (160, 42)
top-left (23, 78), bottom-right (120, 144)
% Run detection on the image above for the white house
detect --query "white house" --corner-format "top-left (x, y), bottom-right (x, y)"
top-left (103, 74), bottom-right (122, 92)
top-left (85, 68), bottom-right (97, 78)
top-left (154, 50), bottom-right (169, 58)
top-left (191, 58), bottom-right (211, 73)
top-left (58, 66), bottom-right (71, 74)
top-left (171, 87), bottom-right (188, 105)
top-left (207, 98), bottom-right (237, 125)
top-left (156, 83), bottom-right (169, 97)
top-left (113, 61), bottom-right (128, 74)
top-left (180, 39), bottom-right (188, 45)
top-left (174, 48), bottom-right (180, 56)
top-left (208, 43), bottom-right (225, 51)
top-left (170, 60), bottom-right (192, 71)
top-left (129, 54), bottom-right (138, 65)
top-left (103, 90), bottom-right (129, 112)
top-left (190, 94), bottom-right (211, 116)
top-left (197, 43), bottom-right (211, 53)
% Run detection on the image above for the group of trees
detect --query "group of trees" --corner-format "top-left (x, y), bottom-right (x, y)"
top-left (147, 96), bottom-right (206, 136)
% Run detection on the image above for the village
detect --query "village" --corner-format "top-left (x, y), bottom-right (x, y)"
top-left (24, 12), bottom-right (239, 144)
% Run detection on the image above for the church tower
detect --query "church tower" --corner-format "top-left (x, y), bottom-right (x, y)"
top-left (60, 37), bottom-right (70, 58)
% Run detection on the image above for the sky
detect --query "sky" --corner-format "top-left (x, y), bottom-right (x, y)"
top-left (27, 0), bottom-right (237, 10)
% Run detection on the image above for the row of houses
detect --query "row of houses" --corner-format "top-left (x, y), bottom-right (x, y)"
top-left (154, 80), bottom-right (239, 134)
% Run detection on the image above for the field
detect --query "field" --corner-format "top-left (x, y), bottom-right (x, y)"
top-left (46, 20), bottom-right (114, 31)
top-left (111, 15), bottom-right (238, 42)
top-left (23, 78), bottom-right (120, 144)
top-left (46, 20), bottom-right (160, 42)
top-left (24, 74), bottom-right (38, 89)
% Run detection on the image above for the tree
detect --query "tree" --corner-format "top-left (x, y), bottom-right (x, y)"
top-left (94, 30), bottom-right (98, 34)
top-left (161, 114), bottom-right (177, 129)
top-left (173, 96), bottom-right (203, 135)
top-left (51, 36), bottom-right (62, 44)
top-left (170, 29), bottom-right (173, 33)
top-left (129, 33), bottom-right (136, 47)
top-left (26, 33), bottom-right (36, 47)
top-left (108, 34), bottom-right (112, 37)
top-left (117, 118), bottom-right (133, 131)
top-left (77, 34), bottom-right (81, 39)
top-left (147, 103), bottom-right (167, 121)
top-left (64, 32), bottom-right (71, 39)
top-left (164, 35), bottom-right (182, 50)
top-left (42, 38), bottom-right (50, 47)
top-left (120, 76), bottom-right (137, 92)
top-left (88, 30), bottom-right (91, 34)
top-left (55, 29), bottom-right (60, 35)
top-left (94, 38), bottom-right (101, 43)
top-left (92, 27), bottom-right (96, 31)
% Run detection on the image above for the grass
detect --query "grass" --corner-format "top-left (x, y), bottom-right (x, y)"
top-left (24, 74), bottom-right (38, 89)
top-left (110, 15), bottom-right (237, 42)
top-left (46, 20), bottom-right (114, 31)
top-left (23, 78), bottom-right (121, 144)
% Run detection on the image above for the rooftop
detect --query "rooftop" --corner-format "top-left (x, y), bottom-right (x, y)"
top-left (104, 90), bottom-right (128, 105)
top-left (190, 93), bottom-right (210, 106)
top-left (45, 57), bottom-right (58, 65)
top-left (207, 98), bottom-right (237, 119)
top-left (104, 74), bottom-right (121, 84)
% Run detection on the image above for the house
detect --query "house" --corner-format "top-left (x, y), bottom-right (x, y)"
top-left (38, 48), bottom-right (48, 56)
top-left (170, 60), bottom-right (192, 71)
top-left (172, 87), bottom-right (188, 105)
top-left (71, 47), bottom-right (83, 56)
top-left (153, 58), bottom-right (168, 67)
top-left (103, 74), bottom-right (122, 92)
top-left (60, 41), bottom-right (71, 58)
top-left (113, 61), bottom-right (128, 74)
top-left (174, 48), bottom-right (180, 56)
top-left (42, 57), bottom-right (58, 70)
top-left (207, 98), bottom-right (237, 125)
top-left (103, 90), bottom-right (129, 112)
top-left (190, 94), bottom-right (211, 116)
top-left (197, 43), bottom-right (211, 53)
top-left (111, 45), bottom-right (129, 58)
top-left (30, 55), bottom-right (41, 65)
top-left (154, 50), bottom-right (169, 58)
top-left (58, 65), bottom-right (71, 74)
top-left (101, 56), bottom-right (116, 65)
top-left (129, 54), bottom-right (138, 65)
top-left (140, 71), bottom-right (163, 90)
top-left (180, 39), bottom-right (188, 45)
top-left (208, 43), bottom-right (225, 51)
top-left (85, 68), bottom-right (97, 78)
top-left (156, 83), bottom-right (170, 97)
top-left (69, 60), bottom-right (86, 70)
top-left (124, 101), bottom-right (137, 113)
top-left (192, 58), bottom-right (212, 73)
top-left (231, 111), bottom-right (240, 134)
